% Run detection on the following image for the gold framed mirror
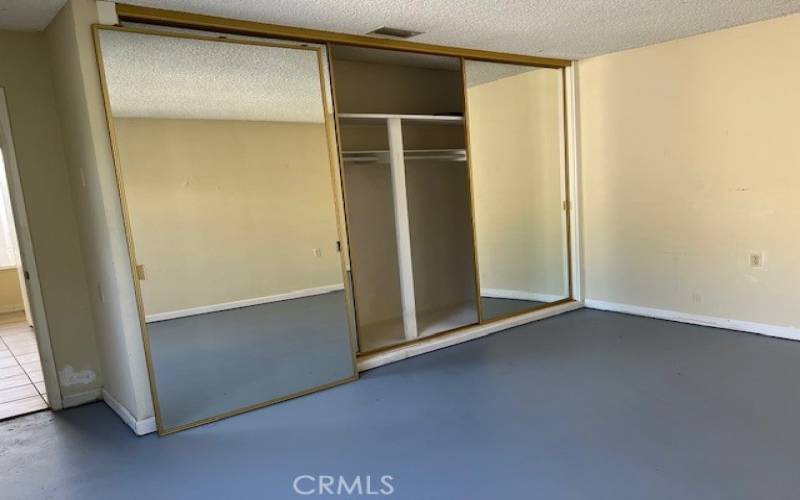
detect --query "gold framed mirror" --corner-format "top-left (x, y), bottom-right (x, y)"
top-left (463, 60), bottom-right (572, 322)
top-left (94, 25), bottom-right (357, 434)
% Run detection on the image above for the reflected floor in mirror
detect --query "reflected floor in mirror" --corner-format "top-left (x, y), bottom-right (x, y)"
top-left (147, 291), bottom-right (354, 430)
top-left (480, 297), bottom-right (547, 319)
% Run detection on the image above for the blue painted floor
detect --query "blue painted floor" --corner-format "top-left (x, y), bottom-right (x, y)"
top-left (3, 309), bottom-right (800, 499)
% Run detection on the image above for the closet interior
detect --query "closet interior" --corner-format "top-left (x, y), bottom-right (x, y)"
top-left (330, 46), bottom-right (479, 353)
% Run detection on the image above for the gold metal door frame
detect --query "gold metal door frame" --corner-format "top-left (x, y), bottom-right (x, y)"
top-left (114, 3), bottom-right (571, 69)
top-left (92, 24), bottom-right (358, 435)
top-left (100, 8), bottom-right (578, 358)
top-left (460, 61), bottom-right (575, 325)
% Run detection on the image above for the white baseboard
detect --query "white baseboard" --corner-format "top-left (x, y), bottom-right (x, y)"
top-left (358, 300), bottom-right (584, 371)
top-left (481, 288), bottom-right (565, 303)
top-left (584, 300), bottom-right (800, 342)
top-left (146, 284), bottom-right (345, 322)
top-left (102, 389), bottom-right (157, 435)
top-left (61, 388), bottom-right (102, 409)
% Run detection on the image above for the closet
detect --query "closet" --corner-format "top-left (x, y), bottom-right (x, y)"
top-left (330, 46), bottom-right (479, 353)
top-left (96, 4), bottom-right (575, 435)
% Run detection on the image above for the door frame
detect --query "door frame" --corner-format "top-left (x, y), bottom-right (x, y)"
top-left (0, 88), bottom-right (63, 410)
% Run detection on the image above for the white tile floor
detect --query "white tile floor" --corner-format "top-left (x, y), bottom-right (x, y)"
top-left (0, 312), bottom-right (47, 420)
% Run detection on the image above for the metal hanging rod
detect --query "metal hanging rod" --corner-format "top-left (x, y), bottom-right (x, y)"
top-left (342, 149), bottom-right (467, 163)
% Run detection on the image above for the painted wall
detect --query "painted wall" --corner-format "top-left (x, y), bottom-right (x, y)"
top-left (579, 13), bottom-right (800, 330)
top-left (0, 268), bottom-right (23, 314)
top-left (45, 0), bottom-right (154, 421)
top-left (113, 117), bottom-right (344, 315)
top-left (466, 67), bottom-right (569, 300)
top-left (0, 28), bottom-right (102, 401)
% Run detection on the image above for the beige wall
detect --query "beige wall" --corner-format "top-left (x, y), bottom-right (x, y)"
top-left (113, 117), bottom-right (343, 315)
top-left (46, 0), bottom-right (153, 419)
top-left (466, 67), bottom-right (569, 299)
top-left (0, 267), bottom-right (23, 313)
top-left (0, 28), bottom-right (102, 400)
top-left (579, 13), bottom-right (800, 328)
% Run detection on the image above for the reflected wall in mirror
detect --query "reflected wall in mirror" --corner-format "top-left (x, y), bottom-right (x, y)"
top-left (96, 28), bottom-right (356, 433)
top-left (464, 61), bottom-right (570, 321)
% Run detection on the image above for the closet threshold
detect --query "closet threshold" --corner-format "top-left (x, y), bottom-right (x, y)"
top-left (338, 113), bottom-right (464, 125)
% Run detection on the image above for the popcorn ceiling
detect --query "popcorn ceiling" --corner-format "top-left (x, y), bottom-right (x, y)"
top-left (99, 29), bottom-right (326, 122)
top-left (120, 0), bottom-right (799, 59)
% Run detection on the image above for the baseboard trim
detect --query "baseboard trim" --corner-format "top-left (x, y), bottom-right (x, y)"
top-left (146, 284), bottom-right (345, 322)
top-left (61, 388), bottom-right (102, 409)
top-left (584, 300), bottom-right (800, 342)
top-left (102, 389), bottom-right (156, 435)
top-left (358, 300), bottom-right (584, 371)
top-left (481, 288), bottom-right (565, 303)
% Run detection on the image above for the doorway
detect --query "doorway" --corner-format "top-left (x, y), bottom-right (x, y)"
top-left (0, 88), bottom-right (56, 419)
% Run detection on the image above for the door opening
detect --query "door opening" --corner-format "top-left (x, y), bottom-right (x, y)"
top-left (0, 88), bottom-right (60, 419)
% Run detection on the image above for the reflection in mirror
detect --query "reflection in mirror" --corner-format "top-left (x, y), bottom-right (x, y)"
top-left (96, 28), bottom-right (355, 432)
top-left (464, 61), bottom-right (570, 321)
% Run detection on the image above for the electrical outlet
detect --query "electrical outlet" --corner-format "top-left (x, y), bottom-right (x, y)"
top-left (97, 283), bottom-right (105, 303)
top-left (313, 248), bottom-right (322, 258)
top-left (748, 252), bottom-right (766, 270)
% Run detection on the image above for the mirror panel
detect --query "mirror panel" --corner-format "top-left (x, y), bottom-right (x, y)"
top-left (464, 61), bottom-right (570, 321)
top-left (96, 28), bottom-right (356, 432)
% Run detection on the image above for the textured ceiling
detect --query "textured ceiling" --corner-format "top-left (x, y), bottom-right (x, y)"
top-left (3, 1), bottom-right (800, 58)
top-left (0, 0), bottom-right (65, 31)
top-left (464, 60), bottom-right (539, 88)
top-left (121, 0), bottom-right (800, 59)
top-left (98, 29), bottom-right (326, 122)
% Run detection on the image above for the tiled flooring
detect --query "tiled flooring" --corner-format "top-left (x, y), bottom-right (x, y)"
top-left (0, 311), bottom-right (47, 420)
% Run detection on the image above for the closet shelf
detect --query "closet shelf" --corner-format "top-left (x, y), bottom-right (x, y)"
top-left (342, 149), bottom-right (466, 163)
top-left (338, 113), bottom-right (464, 125)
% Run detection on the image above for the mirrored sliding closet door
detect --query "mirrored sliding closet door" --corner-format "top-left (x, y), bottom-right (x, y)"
top-left (95, 27), bottom-right (356, 433)
top-left (463, 61), bottom-right (570, 322)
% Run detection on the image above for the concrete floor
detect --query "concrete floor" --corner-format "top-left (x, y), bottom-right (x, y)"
top-left (3, 309), bottom-right (800, 499)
